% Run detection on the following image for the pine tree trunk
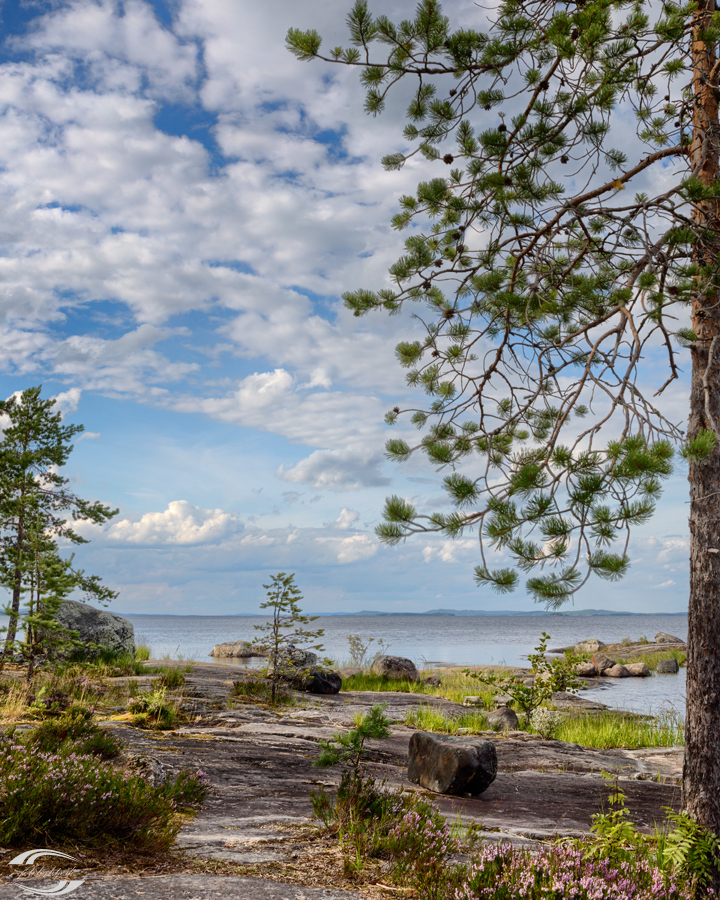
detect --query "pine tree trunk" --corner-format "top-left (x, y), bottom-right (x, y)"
top-left (683, 0), bottom-right (720, 879)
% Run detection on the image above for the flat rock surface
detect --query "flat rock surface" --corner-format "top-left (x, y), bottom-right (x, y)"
top-left (0, 876), bottom-right (365, 900)
top-left (0, 662), bottom-right (684, 896)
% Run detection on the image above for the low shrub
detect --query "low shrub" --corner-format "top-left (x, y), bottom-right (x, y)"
top-left (231, 677), bottom-right (293, 706)
top-left (455, 841), bottom-right (709, 900)
top-left (128, 687), bottom-right (179, 729)
top-left (0, 732), bottom-right (208, 850)
top-left (26, 714), bottom-right (124, 759)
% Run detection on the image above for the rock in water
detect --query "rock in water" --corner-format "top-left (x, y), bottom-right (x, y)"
top-left (604, 664), bottom-right (631, 678)
top-left (209, 640), bottom-right (256, 658)
top-left (371, 655), bottom-right (419, 681)
top-left (292, 668), bottom-right (342, 694)
top-left (408, 732), bottom-right (497, 796)
top-left (625, 662), bottom-right (650, 677)
top-left (657, 658), bottom-right (680, 674)
top-left (52, 600), bottom-right (135, 659)
top-left (575, 661), bottom-right (598, 677)
top-left (574, 639), bottom-right (606, 654)
top-left (655, 632), bottom-right (684, 644)
top-left (592, 653), bottom-right (617, 674)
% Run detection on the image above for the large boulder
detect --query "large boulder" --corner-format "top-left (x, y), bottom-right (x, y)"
top-left (604, 664), bottom-right (630, 678)
top-left (592, 653), bottom-right (617, 674)
top-left (52, 600), bottom-right (135, 660)
top-left (209, 640), bottom-right (257, 658)
top-left (371, 655), bottom-right (418, 681)
top-left (408, 732), bottom-right (497, 796)
top-left (575, 661), bottom-right (599, 677)
top-left (266, 645), bottom-right (318, 675)
top-left (292, 668), bottom-right (342, 695)
top-left (655, 632), bottom-right (684, 644)
top-left (657, 658), bottom-right (680, 674)
top-left (574, 639), bottom-right (606, 654)
top-left (625, 662), bottom-right (650, 677)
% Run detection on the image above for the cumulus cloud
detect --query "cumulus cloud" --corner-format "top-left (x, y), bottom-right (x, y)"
top-left (108, 500), bottom-right (241, 545)
top-left (277, 448), bottom-right (390, 490)
top-left (333, 534), bottom-right (378, 564)
top-left (331, 508), bottom-right (359, 530)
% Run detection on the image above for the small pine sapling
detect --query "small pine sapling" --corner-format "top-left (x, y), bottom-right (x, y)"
top-left (252, 572), bottom-right (325, 704)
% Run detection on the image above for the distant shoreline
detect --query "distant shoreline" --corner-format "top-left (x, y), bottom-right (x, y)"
top-left (117, 608), bottom-right (688, 618)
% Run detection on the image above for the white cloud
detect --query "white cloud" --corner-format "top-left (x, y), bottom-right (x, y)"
top-left (53, 388), bottom-right (82, 416)
top-left (277, 448), bottom-right (390, 490)
top-left (333, 534), bottom-right (378, 564)
top-left (332, 508), bottom-right (359, 530)
top-left (108, 500), bottom-right (241, 545)
top-left (422, 539), bottom-right (477, 564)
top-left (658, 580), bottom-right (676, 588)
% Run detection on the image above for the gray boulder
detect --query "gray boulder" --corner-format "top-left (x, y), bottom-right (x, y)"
top-left (625, 662), bottom-right (650, 677)
top-left (657, 658), bottom-right (680, 674)
top-left (493, 693), bottom-right (514, 708)
top-left (486, 707), bottom-right (519, 731)
top-left (209, 640), bottom-right (257, 658)
top-left (574, 639), bottom-right (606, 654)
top-left (604, 664), bottom-right (630, 678)
top-left (52, 600), bottom-right (134, 659)
top-left (371, 655), bottom-right (418, 681)
top-left (463, 696), bottom-right (485, 708)
top-left (592, 653), bottom-right (617, 674)
top-left (292, 668), bottom-right (342, 695)
top-left (655, 632), bottom-right (684, 644)
top-left (575, 661), bottom-right (598, 677)
top-left (408, 732), bottom-right (497, 796)
top-left (266, 645), bottom-right (318, 675)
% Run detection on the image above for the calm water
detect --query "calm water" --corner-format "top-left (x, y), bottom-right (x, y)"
top-left (125, 612), bottom-right (687, 717)
top-left (1, 612), bottom-right (688, 716)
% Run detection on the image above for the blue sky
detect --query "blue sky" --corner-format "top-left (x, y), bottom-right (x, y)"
top-left (0, 0), bottom-right (692, 615)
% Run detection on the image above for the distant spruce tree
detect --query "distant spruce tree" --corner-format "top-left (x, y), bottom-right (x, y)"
top-left (288, 0), bottom-right (720, 864)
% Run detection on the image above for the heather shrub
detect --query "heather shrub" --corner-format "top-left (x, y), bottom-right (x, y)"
top-left (27, 714), bottom-right (123, 759)
top-left (0, 729), bottom-right (209, 849)
top-left (455, 841), bottom-right (712, 900)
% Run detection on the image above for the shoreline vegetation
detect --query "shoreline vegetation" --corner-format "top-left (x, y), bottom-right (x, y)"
top-left (0, 629), bottom-right (702, 898)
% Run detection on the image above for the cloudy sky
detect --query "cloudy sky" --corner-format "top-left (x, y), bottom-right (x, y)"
top-left (0, 0), bottom-right (692, 615)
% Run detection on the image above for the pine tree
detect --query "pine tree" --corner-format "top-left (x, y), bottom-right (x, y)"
top-left (288, 0), bottom-right (720, 860)
top-left (0, 386), bottom-right (117, 670)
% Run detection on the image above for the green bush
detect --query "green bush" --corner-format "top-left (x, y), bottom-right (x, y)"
top-left (27, 714), bottom-right (124, 759)
top-left (127, 687), bottom-right (179, 729)
top-left (0, 731), bottom-right (208, 849)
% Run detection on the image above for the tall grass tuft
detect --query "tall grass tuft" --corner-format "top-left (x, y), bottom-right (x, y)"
top-left (342, 670), bottom-right (496, 709)
top-left (404, 705), bottom-right (490, 734)
top-left (555, 711), bottom-right (684, 749)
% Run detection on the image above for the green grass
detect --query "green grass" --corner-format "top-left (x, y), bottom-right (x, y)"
top-left (401, 704), bottom-right (684, 749)
top-left (554, 711), bottom-right (684, 749)
top-left (616, 648), bottom-right (686, 671)
top-left (404, 704), bottom-right (491, 734)
top-left (342, 670), bottom-right (496, 708)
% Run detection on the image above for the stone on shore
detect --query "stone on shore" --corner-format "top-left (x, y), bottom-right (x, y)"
top-left (291, 668), bottom-right (342, 695)
top-left (210, 640), bottom-right (258, 658)
top-left (657, 658), bottom-right (680, 674)
top-left (604, 663), bottom-right (631, 678)
top-left (655, 632), bottom-right (684, 644)
top-left (592, 653), bottom-right (617, 674)
top-left (266, 646), bottom-right (318, 675)
top-left (463, 696), bottom-right (485, 707)
top-left (371, 655), bottom-right (418, 681)
top-left (574, 639), bottom-right (606, 654)
top-left (51, 599), bottom-right (135, 660)
top-left (493, 693), bottom-right (514, 708)
top-left (487, 707), bottom-right (519, 731)
top-left (625, 662), bottom-right (650, 677)
top-left (407, 732), bottom-right (498, 796)
top-left (575, 661), bottom-right (598, 677)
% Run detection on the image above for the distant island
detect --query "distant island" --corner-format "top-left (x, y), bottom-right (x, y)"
top-left (119, 608), bottom-right (687, 617)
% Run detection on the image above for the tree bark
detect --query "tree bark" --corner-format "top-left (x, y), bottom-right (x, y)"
top-left (684, 0), bottom-right (720, 880)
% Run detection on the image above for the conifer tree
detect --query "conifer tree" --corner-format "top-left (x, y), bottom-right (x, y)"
top-left (288, 0), bottom-right (720, 857)
top-left (0, 386), bottom-right (117, 670)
